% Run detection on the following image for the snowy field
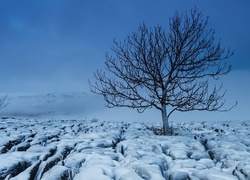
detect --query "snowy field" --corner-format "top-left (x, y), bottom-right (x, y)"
top-left (0, 117), bottom-right (250, 180)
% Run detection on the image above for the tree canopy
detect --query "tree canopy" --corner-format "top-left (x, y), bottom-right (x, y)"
top-left (90, 8), bottom-right (236, 135)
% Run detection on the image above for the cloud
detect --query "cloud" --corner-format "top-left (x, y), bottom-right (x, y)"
top-left (0, 92), bottom-right (103, 119)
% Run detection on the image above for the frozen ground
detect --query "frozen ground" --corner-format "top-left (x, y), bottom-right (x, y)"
top-left (0, 117), bottom-right (250, 180)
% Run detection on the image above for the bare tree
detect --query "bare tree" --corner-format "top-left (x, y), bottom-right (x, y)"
top-left (90, 8), bottom-right (236, 135)
top-left (0, 95), bottom-right (8, 110)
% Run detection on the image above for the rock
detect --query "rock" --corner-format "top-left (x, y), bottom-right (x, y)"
top-left (40, 165), bottom-right (72, 180)
top-left (170, 171), bottom-right (189, 180)
top-left (233, 161), bottom-right (250, 180)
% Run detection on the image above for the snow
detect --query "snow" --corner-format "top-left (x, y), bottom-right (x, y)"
top-left (0, 117), bottom-right (249, 179)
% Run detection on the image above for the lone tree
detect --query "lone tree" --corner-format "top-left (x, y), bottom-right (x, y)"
top-left (90, 8), bottom-right (236, 135)
top-left (0, 95), bottom-right (8, 110)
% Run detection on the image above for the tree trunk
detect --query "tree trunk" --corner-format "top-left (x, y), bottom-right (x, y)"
top-left (161, 104), bottom-right (170, 135)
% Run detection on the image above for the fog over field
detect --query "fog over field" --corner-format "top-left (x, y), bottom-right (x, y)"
top-left (1, 70), bottom-right (250, 123)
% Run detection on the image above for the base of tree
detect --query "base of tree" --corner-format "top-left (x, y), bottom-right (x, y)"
top-left (147, 125), bottom-right (174, 136)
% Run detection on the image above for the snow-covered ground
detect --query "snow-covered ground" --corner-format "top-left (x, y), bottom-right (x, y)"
top-left (0, 117), bottom-right (249, 180)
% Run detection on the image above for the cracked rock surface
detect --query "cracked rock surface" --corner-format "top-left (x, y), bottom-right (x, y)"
top-left (0, 118), bottom-right (249, 179)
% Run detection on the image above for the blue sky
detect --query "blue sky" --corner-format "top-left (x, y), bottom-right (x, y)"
top-left (0, 0), bottom-right (249, 121)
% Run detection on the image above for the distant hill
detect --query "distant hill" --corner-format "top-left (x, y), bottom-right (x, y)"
top-left (0, 92), bottom-right (103, 119)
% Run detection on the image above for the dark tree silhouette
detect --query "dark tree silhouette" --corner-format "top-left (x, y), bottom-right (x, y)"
top-left (90, 8), bottom-right (236, 135)
top-left (0, 95), bottom-right (8, 110)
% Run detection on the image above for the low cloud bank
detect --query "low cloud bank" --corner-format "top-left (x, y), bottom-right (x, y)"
top-left (0, 70), bottom-right (249, 123)
top-left (0, 92), bottom-right (103, 120)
